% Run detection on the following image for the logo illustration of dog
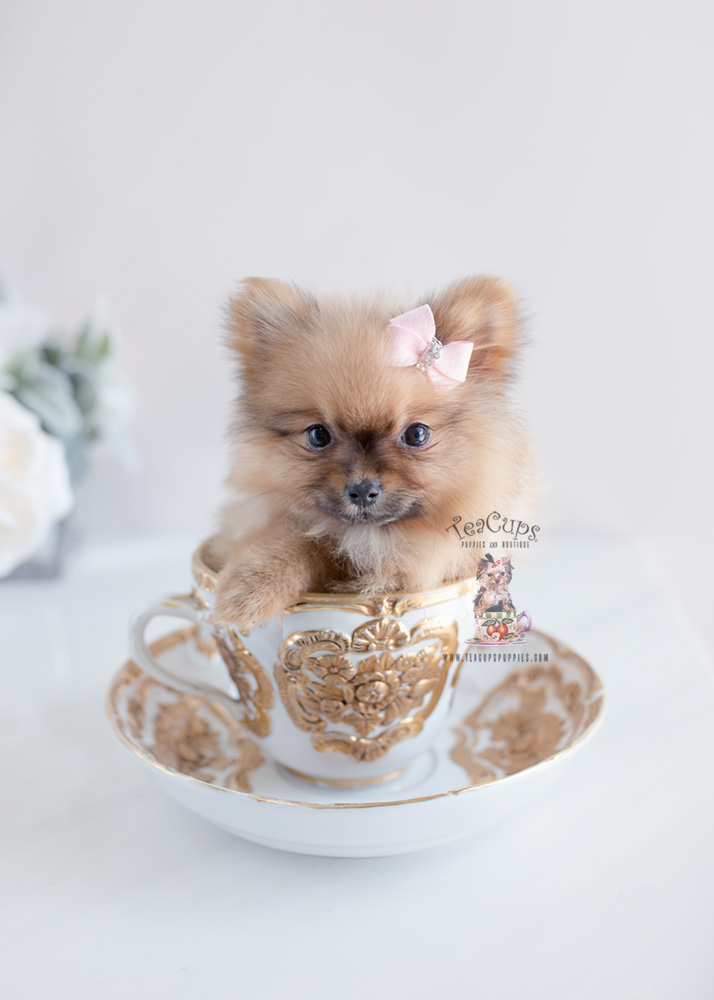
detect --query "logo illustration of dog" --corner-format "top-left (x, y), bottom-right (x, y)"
top-left (473, 554), bottom-right (516, 617)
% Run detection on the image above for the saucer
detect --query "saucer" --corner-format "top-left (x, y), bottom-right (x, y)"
top-left (106, 628), bottom-right (605, 857)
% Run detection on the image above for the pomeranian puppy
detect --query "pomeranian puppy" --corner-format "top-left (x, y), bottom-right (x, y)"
top-left (209, 274), bottom-right (535, 627)
top-left (473, 554), bottom-right (516, 616)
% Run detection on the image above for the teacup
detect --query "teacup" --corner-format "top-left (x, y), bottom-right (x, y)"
top-left (468, 610), bottom-right (532, 645)
top-left (128, 540), bottom-right (475, 787)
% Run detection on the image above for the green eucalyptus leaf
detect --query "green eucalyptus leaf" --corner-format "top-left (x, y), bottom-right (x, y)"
top-left (62, 430), bottom-right (91, 484)
top-left (14, 375), bottom-right (84, 438)
top-left (41, 344), bottom-right (65, 368)
top-left (74, 324), bottom-right (91, 361)
top-left (73, 316), bottom-right (114, 365)
top-left (5, 346), bottom-right (41, 382)
top-left (97, 330), bottom-right (112, 360)
top-left (69, 369), bottom-right (97, 416)
top-left (33, 360), bottom-right (76, 396)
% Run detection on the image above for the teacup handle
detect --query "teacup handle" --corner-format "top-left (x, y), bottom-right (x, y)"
top-left (515, 610), bottom-right (532, 636)
top-left (128, 594), bottom-right (240, 714)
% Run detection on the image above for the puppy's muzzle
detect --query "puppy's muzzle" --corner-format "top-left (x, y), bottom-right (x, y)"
top-left (345, 479), bottom-right (382, 508)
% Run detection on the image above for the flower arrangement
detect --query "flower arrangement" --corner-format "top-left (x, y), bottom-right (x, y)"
top-left (0, 287), bottom-right (131, 578)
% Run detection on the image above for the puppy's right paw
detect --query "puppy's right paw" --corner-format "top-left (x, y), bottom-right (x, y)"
top-left (213, 567), bottom-right (292, 630)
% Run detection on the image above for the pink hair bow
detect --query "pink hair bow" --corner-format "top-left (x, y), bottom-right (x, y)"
top-left (386, 304), bottom-right (473, 390)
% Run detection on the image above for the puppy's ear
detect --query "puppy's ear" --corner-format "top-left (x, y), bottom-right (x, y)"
top-left (224, 278), bottom-right (319, 365)
top-left (477, 556), bottom-right (491, 575)
top-left (430, 275), bottom-right (520, 381)
top-left (502, 556), bottom-right (512, 567)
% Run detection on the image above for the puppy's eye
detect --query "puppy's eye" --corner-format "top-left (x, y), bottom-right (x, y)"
top-left (306, 424), bottom-right (332, 449)
top-left (402, 423), bottom-right (431, 448)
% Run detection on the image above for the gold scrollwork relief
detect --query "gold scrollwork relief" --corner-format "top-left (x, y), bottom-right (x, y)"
top-left (214, 628), bottom-right (275, 738)
top-left (274, 617), bottom-right (458, 760)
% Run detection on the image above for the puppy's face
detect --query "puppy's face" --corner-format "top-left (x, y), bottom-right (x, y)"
top-left (225, 276), bottom-right (520, 532)
top-left (271, 405), bottom-right (445, 528)
top-left (477, 557), bottom-right (513, 589)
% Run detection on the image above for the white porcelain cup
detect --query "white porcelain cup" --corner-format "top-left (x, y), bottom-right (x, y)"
top-left (128, 540), bottom-right (475, 787)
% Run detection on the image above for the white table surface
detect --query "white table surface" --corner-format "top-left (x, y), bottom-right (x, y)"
top-left (1, 535), bottom-right (713, 1000)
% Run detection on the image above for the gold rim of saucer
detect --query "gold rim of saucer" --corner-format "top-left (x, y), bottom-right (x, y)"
top-left (279, 764), bottom-right (409, 788)
top-left (106, 628), bottom-right (606, 811)
top-left (191, 538), bottom-right (477, 617)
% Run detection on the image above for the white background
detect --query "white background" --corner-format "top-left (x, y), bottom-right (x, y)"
top-left (1, 0), bottom-right (713, 641)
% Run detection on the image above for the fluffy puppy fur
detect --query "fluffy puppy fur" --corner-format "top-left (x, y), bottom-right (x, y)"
top-left (473, 555), bottom-right (516, 616)
top-left (209, 275), bottom-right (535, 627)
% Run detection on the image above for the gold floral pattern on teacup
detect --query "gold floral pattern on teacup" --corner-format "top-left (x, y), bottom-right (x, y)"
top-left (274, 617), bottom-right (458, 761)
top-left (351, 618), bottom-right (410, 652)
top-left (450, 659), bottom-right (603, 784)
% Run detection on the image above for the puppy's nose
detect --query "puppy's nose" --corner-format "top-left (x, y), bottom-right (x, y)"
top-left (346, 479), bottom-right (382, 508)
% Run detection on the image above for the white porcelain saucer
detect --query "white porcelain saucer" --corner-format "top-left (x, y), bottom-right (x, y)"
top-left (106, 628), bottom-right (605, 857)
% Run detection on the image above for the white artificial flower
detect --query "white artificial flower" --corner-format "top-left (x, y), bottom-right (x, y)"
top-left (0, 390), bottom-right (74, 577)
